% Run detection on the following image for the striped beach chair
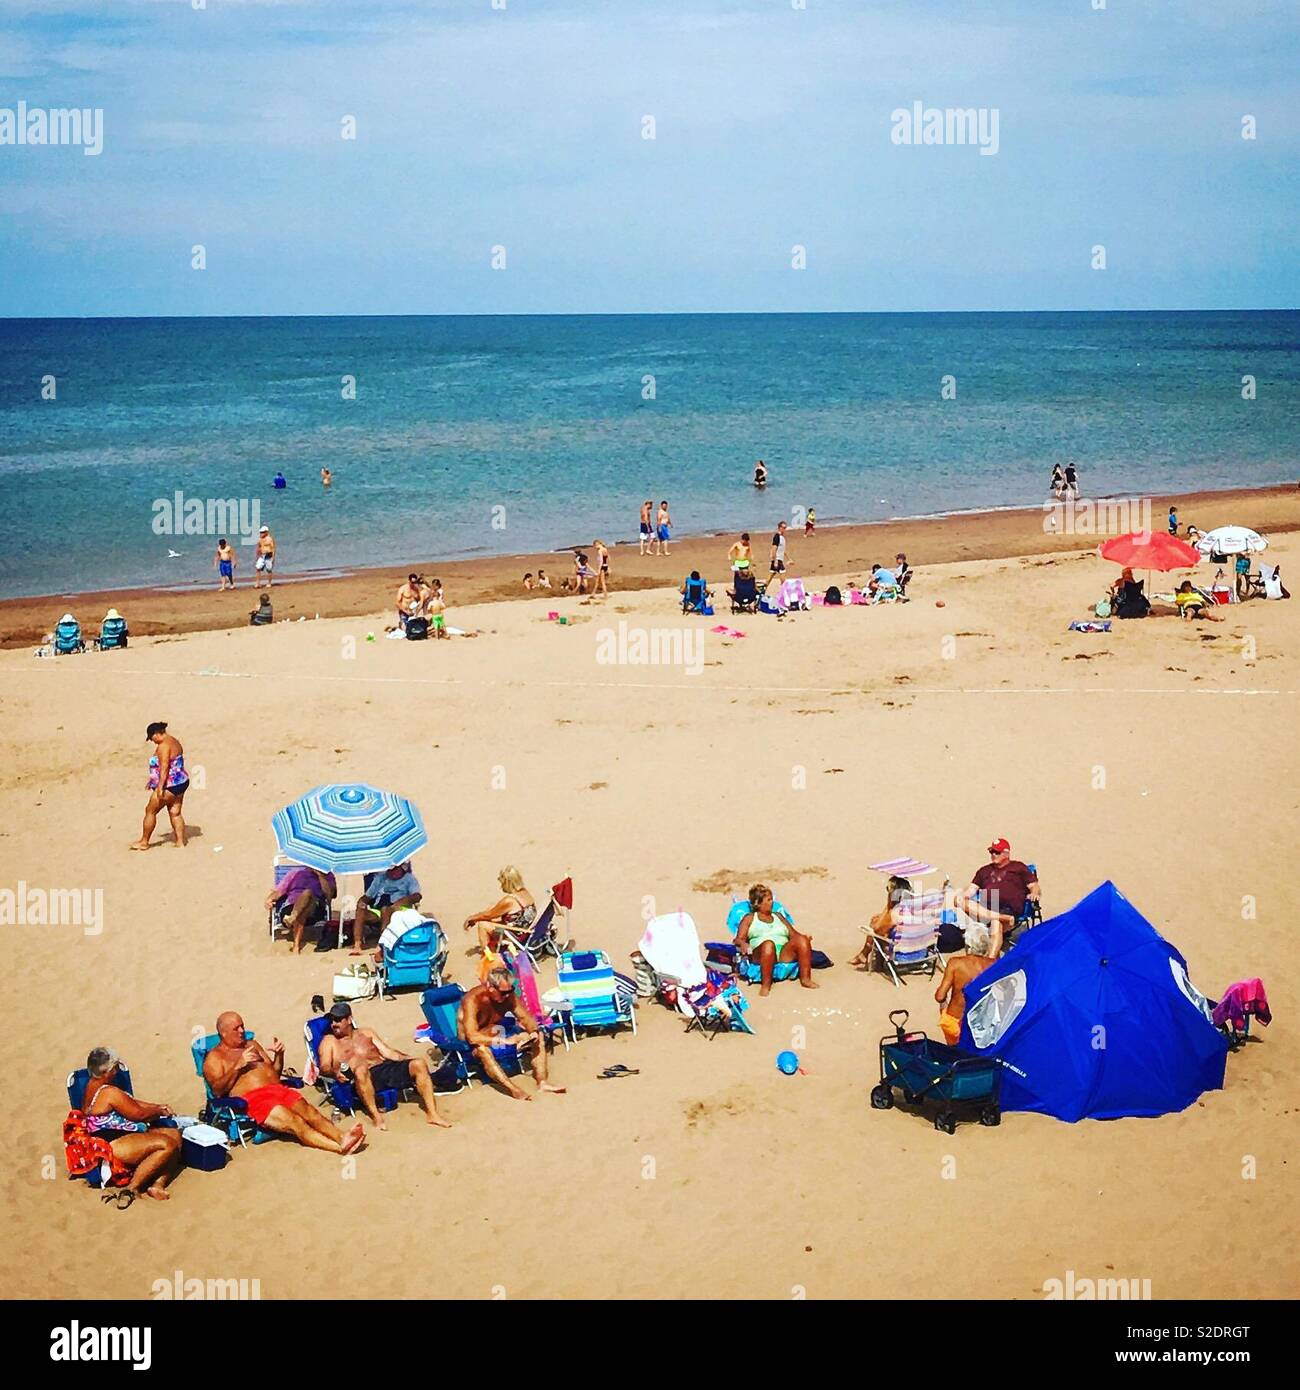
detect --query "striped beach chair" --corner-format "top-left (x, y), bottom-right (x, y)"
top-left (556, 950), bottom-right (637, 1038)
top-left (871, 890), bottom-right (947, 987)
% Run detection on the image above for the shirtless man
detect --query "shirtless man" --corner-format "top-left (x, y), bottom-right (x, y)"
top-left (655, 500), bottom-right (672, 555)
top-left (933, 926), bottom-right (995, 1046)
top-left (202, 1011), bottom-right (365, 1153)
top-left (458, 967), bottom-right (565, 1101)
top-left (321, 468), bottom-right (332, 488)
top-left (396, 573), bottom-right (422, 629)
top-left (317, 1002), bottom-right (451, 1132)
top-left (254, 526), bottom-right (276, 589)
top-left (639, 500), bottom-right (653, 555)
top-left (214, 538), bottom-right (237, 590)
top-left (728, 532), bottom-right (753, 573)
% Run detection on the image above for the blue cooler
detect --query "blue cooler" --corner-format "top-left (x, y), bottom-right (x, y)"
top-left (182, 1123), bottom-right (230, 1171)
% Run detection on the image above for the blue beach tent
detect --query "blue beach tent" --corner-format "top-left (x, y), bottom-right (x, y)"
top-left (959, 881), bottom-right (1228, 1121)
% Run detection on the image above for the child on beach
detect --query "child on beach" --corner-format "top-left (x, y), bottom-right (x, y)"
top-left (536, 569), bottom-right (552, 590)
top-left (214, 538), bottom-right (236, 590)
top-left (573, 553), bottom-right (596, 594)
top-left (426, 580), bottom-right (448, 638)
top-left (805, 507), bottom-right (816, 536)
top-left (1168, 506), bottom-right (1178, 536)
top-left (523, 573), bottom-right (535, 590)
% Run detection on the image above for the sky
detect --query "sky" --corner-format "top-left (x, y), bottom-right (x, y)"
top-left (0, 0), bottom-right (1296, 316)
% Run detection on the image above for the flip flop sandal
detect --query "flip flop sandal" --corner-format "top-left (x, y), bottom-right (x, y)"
top-left (597, 1065), bottom-right (640, 1079)
top-left (101, 1189), bottom-right (136, 1210)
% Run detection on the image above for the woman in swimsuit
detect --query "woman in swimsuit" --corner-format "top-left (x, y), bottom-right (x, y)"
top-left (131, 721), bottom-right (189, 850)
top-left (850, 875), bottom-right (912, 970)
top-left (77, 1046), bottom-right (183, 1205)
top-left (591, 540), bottom-right (610, 597)
top-left (734, 882), bottom-right (817, 996)
top-left (463, 865), bottom-right (536, 955)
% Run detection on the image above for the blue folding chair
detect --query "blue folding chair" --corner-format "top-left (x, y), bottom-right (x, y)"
top-left (65, 1063), bottom-right (136, 1188)
top-left (707, 898), bottom-right (804, 985)
top-left (556, 950), bottom-right (637, 1037)
top-left (378, 917), bottom-right (446, 999)
top-left (1004, 864), bottom-right (1043, 951)
top-left (681, 575), bottom-right (713, 615)
top-left (416, 984), bottom-right (525, 1090)
top-left (190, 1031), bottom-right (302, 1147)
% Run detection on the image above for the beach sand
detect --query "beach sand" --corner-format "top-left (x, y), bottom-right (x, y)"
top-left (2, 493), bottom-right (1297, 1301)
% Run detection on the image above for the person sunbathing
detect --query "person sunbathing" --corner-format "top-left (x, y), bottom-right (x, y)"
top-left (71, 1046), bottom-right (183, 1206)
top-left (1175, 580), bottom-right (1221, 621)
top-left (934, 926), bottom-right (996, 1045)
top-left (317, 1002), bottom-right (451, 1131)
top-left (734, 883), bottom-right (817, 995)
top-left (463, 865), bottom-right (535, 954)
top-left (203, 1011), bottom-right (365, 1154)
top-left (458, 967), bottom-right (565, 1100)
top-left (850, 874), bottom-right (912, 970)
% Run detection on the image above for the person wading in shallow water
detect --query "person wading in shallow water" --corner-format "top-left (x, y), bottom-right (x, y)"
top-left (130, 722), bottom-right (189, 850)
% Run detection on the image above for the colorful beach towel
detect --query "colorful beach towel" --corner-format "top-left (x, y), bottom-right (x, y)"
top-left (1069, 620), bottom-right (1112, 633)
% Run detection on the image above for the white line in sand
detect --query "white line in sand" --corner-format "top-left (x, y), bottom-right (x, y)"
top-left (4, 667), bottom-right (1294, 696)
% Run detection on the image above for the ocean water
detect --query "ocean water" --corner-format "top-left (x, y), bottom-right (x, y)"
top-left (0, 311), bottom-right (1296, 600)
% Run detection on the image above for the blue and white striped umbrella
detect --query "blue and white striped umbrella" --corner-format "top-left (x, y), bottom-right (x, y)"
top-left (272, 784), bottom-right (427, 874)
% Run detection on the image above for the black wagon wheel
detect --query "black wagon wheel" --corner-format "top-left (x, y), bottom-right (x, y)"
top-left (870, 1084), bottom-right (894, 1110)
top-left (980, 1106), bottom-right (1001, 1127)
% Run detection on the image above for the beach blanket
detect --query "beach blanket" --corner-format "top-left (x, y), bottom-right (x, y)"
top-left (1069, 620), bottom-right (1111, 633)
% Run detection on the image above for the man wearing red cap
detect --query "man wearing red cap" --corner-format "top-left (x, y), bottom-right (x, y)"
top-left (957, 839), bottom-right (1039, 955)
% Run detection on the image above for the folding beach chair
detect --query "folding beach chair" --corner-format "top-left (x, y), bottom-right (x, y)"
top-left (499, 890), bottom-right (572, 966)
top-left (556, 950), bottom-right (637, 1037)
top-left (93, 615), bottom-right (128, 651)
top-left (870, 890), bottom-right (947, 986)
top-left (681, 575), bottom-right (713, 615)
top-left (191, 1031), bottom-right (302, 1146)
top-left (728, 571), bottom-right (763, 615)
top-left (638, 910), bottom-right (753, 1038)
top-left (509, 950), bottom-right (570, 1051)
top-left (53, 617), bottom-right (85, 655)
top-left (416, 984), bottom-right (525, 1090)
top-left (378, 915), bottom-right (446, 999)
top-left (1003, 866), bottom-right (1043, 950)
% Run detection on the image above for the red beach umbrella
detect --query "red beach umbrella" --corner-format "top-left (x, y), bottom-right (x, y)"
top-left (1098, 532), bottom-right (1200, 571)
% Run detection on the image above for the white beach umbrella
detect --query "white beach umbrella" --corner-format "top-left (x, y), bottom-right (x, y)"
top-left (1193, 526), bottom-right (1267, 557)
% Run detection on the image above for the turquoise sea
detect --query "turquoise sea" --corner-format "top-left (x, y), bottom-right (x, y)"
top-left (0, 310), bottom-right (1296, 599)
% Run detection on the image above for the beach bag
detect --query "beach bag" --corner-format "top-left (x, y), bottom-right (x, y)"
top-left (405, 616), bottom-right (429, 641)
top-left (825, 585), bottom-right (842, 606)
top-left (332, 963), bottom-right (378, 1001)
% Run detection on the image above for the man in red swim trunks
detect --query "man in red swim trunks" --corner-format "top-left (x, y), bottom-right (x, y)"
top-left (203, 1011), bottom-right (365, 1154)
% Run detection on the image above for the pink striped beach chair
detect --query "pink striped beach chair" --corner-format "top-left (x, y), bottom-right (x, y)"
top-left (871, 890), bottom-right (947, 987)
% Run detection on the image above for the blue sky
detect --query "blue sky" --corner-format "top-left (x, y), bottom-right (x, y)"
top-left (0, 0), bottom-right (1296, 315)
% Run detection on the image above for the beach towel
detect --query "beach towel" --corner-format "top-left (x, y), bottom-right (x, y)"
top-left (1212, 979), bottom-right (1271, 1032)
top-left (638, 911), bottom-right (709, 990)
top-left (1069, 620), bottom-right (1111, 633)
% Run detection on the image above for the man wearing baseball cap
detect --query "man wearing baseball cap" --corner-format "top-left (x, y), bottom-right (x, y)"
top-left (957, 838), bottom-right (1039, 956)
top-left (254, 524), bottom-right (275, 589)
top-left (317, 1001), bottom-right (451, 1133)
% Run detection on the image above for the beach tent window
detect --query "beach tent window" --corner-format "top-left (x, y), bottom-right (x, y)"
top-left (967, 969), bottom-right (1027, 1049)
top-left (1169, 957), bottom-right (1213, 1025)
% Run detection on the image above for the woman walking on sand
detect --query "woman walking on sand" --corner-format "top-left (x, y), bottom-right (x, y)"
top-left (131, 722), bottom-right (189, 849)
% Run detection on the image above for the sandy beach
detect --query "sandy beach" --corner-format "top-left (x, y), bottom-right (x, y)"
top-left (3, 491), bottom-right (1297, 1301)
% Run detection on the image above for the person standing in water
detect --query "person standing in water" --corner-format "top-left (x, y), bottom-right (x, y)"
top-left (1049, 464), bottom-right (1065, 498)
top-left (131, 721), bottom-right (189, 850)
top-left (639, 500), bottom-right (653, 555)
top-left (213, 538), bottom-right (237, 590)
top-left (321, 468), bottom-right (332, 488)
top-left (754, 460), bottom-right (768, 489)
